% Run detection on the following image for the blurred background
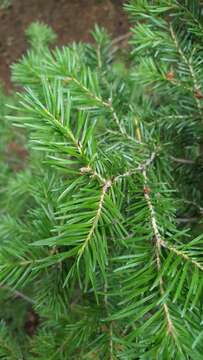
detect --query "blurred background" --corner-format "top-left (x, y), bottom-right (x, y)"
top-left (0, 0), bottom-right (128, 92)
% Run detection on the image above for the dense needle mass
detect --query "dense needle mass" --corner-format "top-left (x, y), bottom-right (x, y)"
top-left (0, 2), bottom-right (203, 359)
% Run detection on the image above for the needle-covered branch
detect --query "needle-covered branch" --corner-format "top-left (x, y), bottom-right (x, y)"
top-left (0, 2), bottom-right (203, 359)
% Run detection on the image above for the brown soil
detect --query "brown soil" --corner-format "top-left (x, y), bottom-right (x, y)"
top-left (0, 0), bottom-right (128, 92)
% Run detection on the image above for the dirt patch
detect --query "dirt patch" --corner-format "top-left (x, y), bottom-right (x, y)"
top-left (0, 0), bottom-right (128, 92)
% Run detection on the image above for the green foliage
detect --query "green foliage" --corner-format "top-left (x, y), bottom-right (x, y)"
top-left (0, 321), bottom-right (23, 360)
top-left (0, 1), bottom-right (203, 358)
top-left (25, 22), bottom-right (57, 50)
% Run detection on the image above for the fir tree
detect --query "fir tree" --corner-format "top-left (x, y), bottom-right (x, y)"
top-left (0, 1), bottom-right (203, 359)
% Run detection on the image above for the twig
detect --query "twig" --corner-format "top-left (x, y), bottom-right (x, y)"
top-left (80, 152), bottom-right (156, 185)
top-left (78, 152), bottom-right (156, 265)
top-left (78, 180), bottom-right (112, 257)
top-left (111, 32), bottom-right (131, 46)
top-left (114, 151), bottom-right (156, 182)
top-left (0, 283), bottom-right (35, 305)
top-left (142, 168), bottom-right (175, 336)
top-left (161, 242), bottom-right (203, 272)
top-left (170, 156), bottom-right (195, 165)
top-left (134, 121), bottom-right (176, 336)
top-left (44, 107), bottom-right (83, 155)
top-left (80, 166), bottom-right (106, 183)
top-left (64, 76), bottom-right (126, 135)
top-left (176, 217), bottom-right (199, 223)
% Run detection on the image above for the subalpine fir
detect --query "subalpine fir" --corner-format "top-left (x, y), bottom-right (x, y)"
top-left (0, 1), bottom-right (203, 359)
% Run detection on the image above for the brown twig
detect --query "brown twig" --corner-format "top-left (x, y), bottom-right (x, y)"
top-left (176, 217), bottom-right (199, 223)
top-left (0, 283), bottom-right (35, 305)
top-left (111, 32), bottom-right (131, 46)
top-left (170, 155), bottom-right (195, 165)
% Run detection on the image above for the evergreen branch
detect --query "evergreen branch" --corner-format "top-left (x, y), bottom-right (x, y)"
top-left (176, 1), bottom-right (203, 35)
top-left (76, 152), bottom-right (157, 274)
top-left (169, 24), bottom-right (203, 116)
top-left (162, 242), bottom-right (203, 272)
top-left (64, 76), bottom-right (126, 135)
top-left (78, 179), bottom-right (112, 257)
top-left (80, 166), bottom-right (106, 184)
top-left (114, 151), bottom-right (156, 182)
top-left (76, 152), bottom-right (157, 272)
top-left (141, 161), bottom-right (203, 317)
top-left (64, 76), bottom-right (110, 108)
top-left (135, 122), bottom-right (175, 336)
top-left (142, 167), bottom-right (175, 336)
top-left (1, 5), bottom-right (203, 357)
top-left (44, 107), bottom-right (83, 155)
top-left (167, 77), bottom-right (196, 95)
top-left (80, 152), bottom-right (156, 185)
top-left (106, 129), bottom-right (143, 144)
top-left (141, 161), bottom-right (203, 276)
